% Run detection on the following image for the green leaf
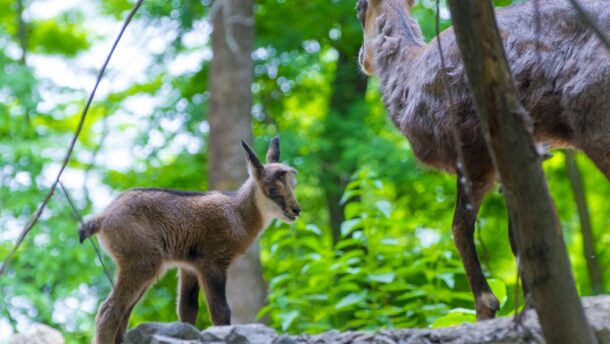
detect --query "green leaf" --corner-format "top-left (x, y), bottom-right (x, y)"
top-left (335, 291), bottom-right (367, 310)
top-left (367, 273), bottom-right (396, 284)
top-left (281, 310), bottom-right (300, 331)
top-left (375, 200), bottom-right (392, 218)
top-left (304, 224), bottom-right (322, 235)
top-left (340, 218), bottom-right (362, 237)
top-left (431, 311), bottom-right (476, 328)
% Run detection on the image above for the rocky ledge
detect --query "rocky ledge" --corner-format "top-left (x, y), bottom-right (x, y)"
top-left (125, 296), bottom-right (610, 344)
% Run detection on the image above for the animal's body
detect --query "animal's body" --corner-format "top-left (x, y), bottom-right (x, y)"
top-left (81, 138), bottom-right (300, 343)
top-left (357, 0), bottom-right (610, 319)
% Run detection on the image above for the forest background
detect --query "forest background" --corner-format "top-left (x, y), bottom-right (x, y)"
top-left (1, 0), bottom-right (609, 342)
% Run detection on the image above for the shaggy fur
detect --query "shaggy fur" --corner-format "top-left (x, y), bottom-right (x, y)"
top-left (358, 0), bottom-right (610, 320)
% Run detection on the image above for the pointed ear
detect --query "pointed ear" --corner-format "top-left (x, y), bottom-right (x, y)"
top-left (266, 136), bottom-right (280, 163)
top-left (406, 0), bottom-right (415, 8)
top-left (241, 140), bottom-right (264, 178)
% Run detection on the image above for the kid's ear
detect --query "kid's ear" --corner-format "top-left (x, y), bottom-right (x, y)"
top-left (241, 140), bottom-right (264, 178)
top-left (266, 136), bottom-right (280, 163)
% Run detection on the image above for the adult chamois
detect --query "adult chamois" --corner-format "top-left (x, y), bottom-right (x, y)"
top-left (80, 137), bottom-right (300, 343)
top-left (357, 0), bottom-right (610, 320)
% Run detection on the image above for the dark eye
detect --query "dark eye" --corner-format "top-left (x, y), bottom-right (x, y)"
top-left (356, 0), bottom-right (367, 27)
top-left (269, 187), bottom-right (279, 196)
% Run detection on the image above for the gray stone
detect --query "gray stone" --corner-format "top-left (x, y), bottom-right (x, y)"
top-left (124, 296), bottom-right (610, 344)
top-left (274, 334), bottom-right (297, 344)
top-left (225, 324), bottom-right (278, 344)
top-left (152, 334), bottom-right (202, 344)
top-left (200, 326), bottom-right (234, 342)
top-left (125, 322), bottom-right (203, 344)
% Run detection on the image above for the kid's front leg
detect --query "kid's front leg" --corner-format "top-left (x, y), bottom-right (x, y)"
top-left (199, 264), bottom-right (231, 325)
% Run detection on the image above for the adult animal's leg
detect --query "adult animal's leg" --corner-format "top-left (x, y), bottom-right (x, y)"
top-left (581, 145), bottom-right (610, 181)
top-left (452, 168), bottom-right (498, 320)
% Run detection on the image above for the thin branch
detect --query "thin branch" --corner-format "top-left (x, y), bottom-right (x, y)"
top-left (58, 181), bottom-right (115, 288)
top-left (17, 0), bottom-right (27, 65)
top-left (17, 0), bottom-right (30, 126)
top-left (0, 0), bottom-right (144, 280)
top-left (568, 0), bottom-right (610, 53)
top-left (513, 264), bottom-right (521, 320)
top-left (221, 0), bottom-right (241, 54)
top-left (435, 0), bottom-right (474, 208)
top-left (209, 0), bottom-right (223, 20)
top-left (565, 150), bottom-right (604, 294)
top-left (2, 301), bottom-right (18, 333)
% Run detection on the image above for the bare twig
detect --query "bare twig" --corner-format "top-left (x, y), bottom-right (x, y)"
top-left (17, 0), bottom-right (27, 65)
top-left (1, 302), bottom-right (18, 333)
top-left (565, 150), bottom-right (604, 294)
top-left (208, 0), bottom-right (224, 20)
top-left (58, 181), bottom-right (115, 288)
top-left (0, 0), bottom-right (144, 279)
top-left (209, 0), bottom-right (244, 54)
top-left (568, 0), bottom-right (610, 53)
top-left (435, 0), bottom-right (474, 208)
top-left (17, 0), bottom-right (30, 126)
top-left (513, 265), bottom-right (521, 321)
top-left (221, 0), bottom-right (240, 54)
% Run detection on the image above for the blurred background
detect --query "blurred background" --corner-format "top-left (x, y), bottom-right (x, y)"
top-left (1, 0), bottom-right (609, 342)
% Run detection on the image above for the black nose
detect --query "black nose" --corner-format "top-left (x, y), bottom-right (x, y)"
top-left (292, 207), bottom-right (301, 215)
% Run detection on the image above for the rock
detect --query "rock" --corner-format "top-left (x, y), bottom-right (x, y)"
top-left (273, 334), bottom-right (297, 344)
top-left (125, 322), bottom-right (203, 344)
top-left (151, 334), bottom-right (202, 344)
top-left (201, 324), bottom-right (278, 344)
top-left (124, 296), bottom-right (610, 344)
top-left (200, 326), bottom-right (234, 342)
top-left (7, 323), bottom-right (64, 344)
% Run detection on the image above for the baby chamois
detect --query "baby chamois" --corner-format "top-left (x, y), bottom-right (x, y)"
top-left (80, 137), bottom-right (300, 344)
top-left (357, 0), bottom-right (610, 320)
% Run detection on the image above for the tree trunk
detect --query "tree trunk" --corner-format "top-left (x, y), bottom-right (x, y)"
top-left (445, 1), bottom-right (597, 343)
top-left (208, 0), bottom-right (266, 324)
top-left (320, 49), bottom-right (368, 245)
top-left (565, 150), bottom-right (604, 295)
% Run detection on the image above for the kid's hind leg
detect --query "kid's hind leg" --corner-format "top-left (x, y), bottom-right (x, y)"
top-left (114, 287), bottom-right (150, 344)
top-left (95, 260), bottom-right (160, 344)
top-left (178, 268), bottom-right (200, 325)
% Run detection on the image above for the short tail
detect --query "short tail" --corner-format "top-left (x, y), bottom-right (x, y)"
top-left (78, 217), bottom-right (101, 244)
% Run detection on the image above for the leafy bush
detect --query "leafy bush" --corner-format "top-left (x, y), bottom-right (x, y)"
top-left (261, 167), bottom-right (507, 332)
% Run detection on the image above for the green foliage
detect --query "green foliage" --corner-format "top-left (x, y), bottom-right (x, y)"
top-left (28, 17), bottom-right (91, 57)
top-left (2, 0), bottom-right (610, 343)
top-left (261, 168), bottom-right (490, 332)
